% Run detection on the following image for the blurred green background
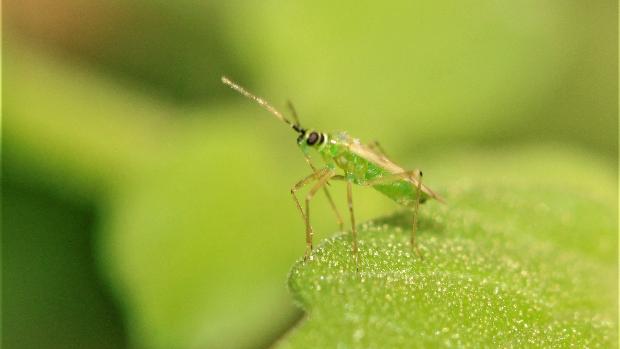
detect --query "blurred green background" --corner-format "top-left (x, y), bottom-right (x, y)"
top-left (2, 1), bottom-right (617, 348)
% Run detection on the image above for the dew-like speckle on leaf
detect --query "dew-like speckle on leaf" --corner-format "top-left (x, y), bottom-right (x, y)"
top-left (279, 182), bottom-right (617, 348)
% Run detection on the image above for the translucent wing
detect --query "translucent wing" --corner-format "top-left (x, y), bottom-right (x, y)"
top-left (347, 140), bottom-right (445, 202)
top-left (348, 141), bottom-right (404, 173)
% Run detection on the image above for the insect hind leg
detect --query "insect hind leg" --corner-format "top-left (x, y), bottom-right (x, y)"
top-left (411, 169), bottom-right (424, 259)
top-left (361, 169), bottom-right (426, 258)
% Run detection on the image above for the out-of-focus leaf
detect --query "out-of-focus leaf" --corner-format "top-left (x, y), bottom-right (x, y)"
top-left (3, 42), bottom-right (172, 199)
top-left (5, 0), bottom-right (248, 102)
top-left (2, 182), bottom-right (127, 349)
top-left (98, 114), bottom-right (392, 349)
top-left (220, 0), bottom-right (617, 158)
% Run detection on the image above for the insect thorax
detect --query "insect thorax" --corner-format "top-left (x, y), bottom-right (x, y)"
top-left (317, 140), bottom-right (386, 184)
top-left (312, 133), bottom-right (430, 207)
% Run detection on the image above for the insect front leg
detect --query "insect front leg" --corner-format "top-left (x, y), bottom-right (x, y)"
top-left (290, 168), bottom-right (332, 260)
top-left (302, 170), bottom-right (337, 260)
top-left (303, 155), bottom-right (345, 231)
top-left (291, 168), bottom-right (329, 226)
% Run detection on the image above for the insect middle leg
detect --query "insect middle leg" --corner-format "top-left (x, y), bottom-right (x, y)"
top-left (346, 180), bottom-right (359, 268)
top-left (327, 175), bottom-right (360, 264)
top-left (411, 170), bottom-right (423, 259)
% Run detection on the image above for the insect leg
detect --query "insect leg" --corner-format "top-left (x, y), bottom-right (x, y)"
top-left (322, 187), bottom-right (345, 231)
top-left (329, 175), bottom-right (361, 261)
top-left (303, 170), bottom-right (337, 259)
top-left (411, 170), bottom-right (424, 259)
top-left (286, 100), bottom-right (301, 126)
top-left (346, 180), bottom-right (359, 268)
top-left (302, 155), bottom-right (345, 231)
top-left (364, 169), bottom-right (426, 257)
top-left (291, 168), bottom-right (331, 258)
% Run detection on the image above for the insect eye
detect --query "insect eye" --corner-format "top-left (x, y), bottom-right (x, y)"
top-left (307, 132), bottom-right (319, 145)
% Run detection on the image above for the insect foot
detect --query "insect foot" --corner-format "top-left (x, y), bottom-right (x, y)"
top-left (304, 243), bottom-right (314, 262)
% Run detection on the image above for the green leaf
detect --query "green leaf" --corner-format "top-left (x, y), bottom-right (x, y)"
top-left (279, 151), bottom-right (617, 348)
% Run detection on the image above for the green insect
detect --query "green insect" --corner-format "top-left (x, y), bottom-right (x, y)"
top-left (222, 76), bottom-right (444, 261)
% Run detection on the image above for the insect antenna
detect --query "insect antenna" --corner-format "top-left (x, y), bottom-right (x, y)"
top-left (286, 100), bottom-right (302, 127)
top-left (221, 76), bottom-right (296, 129)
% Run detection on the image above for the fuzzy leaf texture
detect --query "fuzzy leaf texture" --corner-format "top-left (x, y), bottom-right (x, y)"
top-left (279, 149), bottom-right (617, 348)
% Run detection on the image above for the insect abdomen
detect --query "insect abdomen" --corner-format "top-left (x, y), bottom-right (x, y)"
top-left (378, 179), bottom-right (433, 206)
